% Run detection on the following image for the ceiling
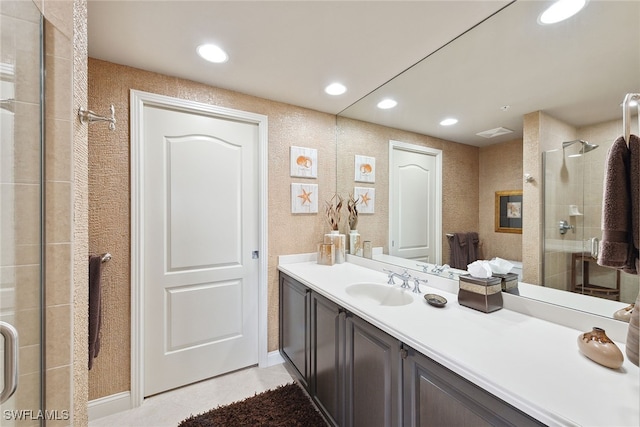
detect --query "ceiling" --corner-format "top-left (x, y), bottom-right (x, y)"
top-left (87, 1), bottom-right (640, 147)
top-left (339, 0), bottom-right (640, 146)
top-left (87, 1), bottom-right (509, 118)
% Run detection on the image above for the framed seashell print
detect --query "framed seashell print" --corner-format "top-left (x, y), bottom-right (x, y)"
top-left (354, 187), bottom-right (375, 214)
top-left (355, 155), bottom-right (375, 183)
top-left (291, 183), bottom-right (318, 213)
top-left (290, 146), bottom-right (318, 178)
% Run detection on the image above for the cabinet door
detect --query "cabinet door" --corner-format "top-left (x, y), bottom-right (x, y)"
top-left (403, 347), bottom-right (543, 427)
top-left (279, 273), bottom-right (311, 387)
top-left (311, 292), bottom-right (344, 427)
top-left (345, 315), bottom-right (402, 427)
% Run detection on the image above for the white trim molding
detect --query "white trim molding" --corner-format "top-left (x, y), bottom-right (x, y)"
top-left (129, 89), bottom-right (269, 408)
top-left (88, 392), bottom-right (132, 421)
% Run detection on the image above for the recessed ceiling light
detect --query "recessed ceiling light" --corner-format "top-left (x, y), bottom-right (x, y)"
top-left (377, 99), bottom-right (397, 109)
top-left (197, 44), bottom-right (229, 63)
top-left (538, 0), bottom-right (587, 25)
top-left (325, 83), bottom-right (347, 96)
top-left (440, 118), bottom-right (458, 126)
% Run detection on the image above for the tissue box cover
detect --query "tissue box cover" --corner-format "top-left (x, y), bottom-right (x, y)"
top-left (493, 272), bottom-right (518, 293)
top-left (458, 275), bottom-right (503, 313)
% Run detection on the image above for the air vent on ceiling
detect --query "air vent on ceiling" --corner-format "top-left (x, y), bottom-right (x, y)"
top-left (476, 127), bottom-right (514, 139)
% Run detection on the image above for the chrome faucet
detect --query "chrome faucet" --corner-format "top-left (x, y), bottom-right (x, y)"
top-left (411, 277), bottom-right (428, 294)
top-left (384, 269), bottom-right (412, 289)
top-left (432, 264), bottom-right (450, 274)
top-left (416, 263), bottom-right (430, 273)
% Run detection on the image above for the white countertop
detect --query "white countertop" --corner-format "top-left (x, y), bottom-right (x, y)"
top-left (278, 256), bottom-right (640, 427)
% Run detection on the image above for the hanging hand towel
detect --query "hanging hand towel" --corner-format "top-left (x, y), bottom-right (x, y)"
top-left (88, 255), bottom-right (104, 370)
top-left (598, 135), bottom-right (638, 274)
top-left (448, 233), bottom-right (468, 269)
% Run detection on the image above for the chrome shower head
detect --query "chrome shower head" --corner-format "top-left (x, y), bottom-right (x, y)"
top-left (562, 139), bottom-right (582, 149)
top-left (581, 141), bottom-right (599, 154)
top-left (562, 139), bottom-right (599, 157)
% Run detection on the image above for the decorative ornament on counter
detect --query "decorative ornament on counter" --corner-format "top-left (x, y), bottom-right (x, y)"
top-left (347, 194), bottom-right (362, 255)
top-left (317, 243), bottom-right (335, 266)
top-left (577, 327), bottom-right (624, 369)
top-left (613, 303), bottom-right (635, 323)
top-left (324, 194), bottom-right (345, 263)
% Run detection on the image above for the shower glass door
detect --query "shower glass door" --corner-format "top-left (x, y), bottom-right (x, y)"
top-left (1, 1), bottom-right (44, 424)
top-left (543, 139), bottom-right (635, 304)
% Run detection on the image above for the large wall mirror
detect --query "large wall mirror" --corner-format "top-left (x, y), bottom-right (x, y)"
top-left (336, 0), bottom-right (640, 318)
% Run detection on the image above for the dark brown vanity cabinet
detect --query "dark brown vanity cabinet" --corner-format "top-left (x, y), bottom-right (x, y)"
top-left (344, 314), bottom-right (402, 427)
top-left (402, 346), bottom-right (543, 427)
top-left (279, 272), bottom-right (543, 427)
top-left (279, 273), bottom-right (311, 388)
top-left (310, 292), bottom-right (345, 427)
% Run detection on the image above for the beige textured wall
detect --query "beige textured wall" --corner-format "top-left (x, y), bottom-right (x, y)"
top-left (71, 0), bottom-right (89, 424)
top-left (87, 58), bottom-right (336, 399)
top-left (337, 117), bottom-right (480, 265)
top-left (522, 112), bottom-right (542, 284)
top-left (478, 139), bottom-right (523, 262)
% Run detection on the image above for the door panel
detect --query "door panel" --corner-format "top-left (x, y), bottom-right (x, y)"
top-left (142, 103), bottom-right (259, 396)
top-left (390, 143), bottom-right (441, 263)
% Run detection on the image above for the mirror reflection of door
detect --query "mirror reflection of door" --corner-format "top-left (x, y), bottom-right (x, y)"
top-left (389, 141), bottom-right (442, 263)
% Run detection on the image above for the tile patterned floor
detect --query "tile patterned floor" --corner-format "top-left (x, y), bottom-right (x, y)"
top-left (89, 364), bottom-right (294, 427)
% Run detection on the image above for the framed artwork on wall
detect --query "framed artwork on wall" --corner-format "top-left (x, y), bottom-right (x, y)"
top-left (495, 190), bottom-right (522, 233)
top-left (291, 183), bottom-right (318, 213)
top-left (290, 146), bottom-right (317, 178)
top-left (354, 155), bottom-right (375, 183)
top-left (354, 187), bottom-right (375, 214)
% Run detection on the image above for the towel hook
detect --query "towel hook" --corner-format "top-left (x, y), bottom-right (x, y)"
top-left (622, 93), bottom-right (640, 144)
top-left (78, 104), bottom-right (116, 131)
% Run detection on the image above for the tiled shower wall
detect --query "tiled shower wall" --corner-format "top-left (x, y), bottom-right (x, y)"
top-left (37, 0), bottom-right (88, 425)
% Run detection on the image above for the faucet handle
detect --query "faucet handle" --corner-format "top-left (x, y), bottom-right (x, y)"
top-left (412, 277), bottom-right (428, 294)
top-left (416, 263), bottom-right (430, 273)
top-left (383, 268), bottom-right (398, 285)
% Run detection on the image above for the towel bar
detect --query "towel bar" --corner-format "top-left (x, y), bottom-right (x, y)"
top-left (100, 253), bottom-right (111, 263)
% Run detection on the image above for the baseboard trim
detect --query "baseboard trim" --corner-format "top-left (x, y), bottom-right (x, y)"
top-left (88, 354), bottom-right (283, 421)
top-left (88, 391), bottom-right (132, 422)
top-left (267, 349), bottom-right (284, 366)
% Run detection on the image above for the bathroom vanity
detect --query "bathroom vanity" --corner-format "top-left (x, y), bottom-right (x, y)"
top-left (278, 254), bottom-right (639, 427)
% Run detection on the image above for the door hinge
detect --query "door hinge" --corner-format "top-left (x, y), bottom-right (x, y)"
top-left (252, 250), bottom-right (259, 259)
top-left (400, 348), bottom-right (408, 359)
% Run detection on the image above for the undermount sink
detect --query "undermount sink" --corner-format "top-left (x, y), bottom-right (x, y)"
top-left (345, 282), bottom-right (414, 307)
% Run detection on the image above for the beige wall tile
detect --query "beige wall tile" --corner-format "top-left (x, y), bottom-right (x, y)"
top-left (45, 243), bottom-right (72, 306)
top-left (46, 304), bottom-right (71, 369)
top-left (45, 181), bottom-right (72, 244)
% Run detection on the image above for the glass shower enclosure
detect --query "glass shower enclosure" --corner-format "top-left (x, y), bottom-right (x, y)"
top-left (542, 138), bottom-right (637, 305)
top-left (1, 1), bottom-right (44, 424)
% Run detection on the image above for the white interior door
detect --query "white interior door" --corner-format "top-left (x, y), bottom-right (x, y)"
top-left (389, 141), bottom-right (442, 263)
top-left (141, 101), bottom-right (260, 397)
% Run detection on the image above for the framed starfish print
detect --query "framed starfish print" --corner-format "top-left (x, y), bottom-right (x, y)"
top-left (291, 183), bottom-right (318, 213)
top-left (354, 187), bottom-right (375, 214)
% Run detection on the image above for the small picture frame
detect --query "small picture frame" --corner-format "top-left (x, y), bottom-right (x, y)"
top-left (291, 183), bottom-right (318, 213)
top-left (354, 187), bottom-right (375, 214)
top-left (495, 190), bottom-right (522, 234)
top-left (354, 155), bottom-right (375, 183)
top-left (290, 146), bottom-right (318, 178)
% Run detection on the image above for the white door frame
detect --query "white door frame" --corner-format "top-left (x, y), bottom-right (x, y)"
top-left (130, 89), bottom-right (269, 407)
top-left (388, 140), bottom-right (443, 264)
